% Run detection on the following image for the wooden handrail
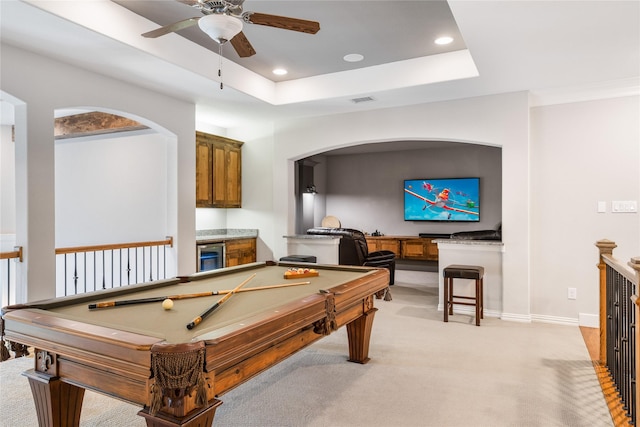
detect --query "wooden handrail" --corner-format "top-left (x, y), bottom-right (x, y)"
top-left (0, 246), bottom-right (22, 262)
top-left (55, 237), bottom-right (173, 255)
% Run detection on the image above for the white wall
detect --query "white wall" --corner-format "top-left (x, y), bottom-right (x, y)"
top-left (0, 125), bottom-right (16, 236)
top-left (55, 132), bottom-right (168, 247)
top-left (320, 144), bottom-right (502, 236)
top-left (253, 92), bottom-right (638, 325)
top-left (1, 44), bottom-right (196, 302)
top-left (226, 123), bottom-right (276, 262)
top-left (269, 92), bottom-right (531, 320)
top-left (530, 96), bottom-right (640, 325)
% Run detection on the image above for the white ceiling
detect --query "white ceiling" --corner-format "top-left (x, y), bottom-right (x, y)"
top-left (1, 0), bottom-right (639, 129)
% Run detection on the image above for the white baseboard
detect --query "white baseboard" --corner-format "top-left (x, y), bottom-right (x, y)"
top-left (578, 313), bottom-right (599, 328)
top-left (530, 314), bottom-right (578, 326)
top-left (436, 307), bottom-right (597, 327)
top-left (500, 312), bottom-right (532, 323)
top-left (437, 304), bottom-right (501, 319)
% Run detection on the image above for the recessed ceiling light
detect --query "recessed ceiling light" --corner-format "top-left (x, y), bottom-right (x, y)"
top-left (343, 53), bottom-right (364, 63)
top-left (435, 36), bottom-right (454, 45)
top-left (273, 68), bottom-right (288, 76)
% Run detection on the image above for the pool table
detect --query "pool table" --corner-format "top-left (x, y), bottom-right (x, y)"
top-left (1, 261), bottom-right (390, 427)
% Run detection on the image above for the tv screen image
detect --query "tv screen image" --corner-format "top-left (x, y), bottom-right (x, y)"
top-left (404, 178), bottom-right (480, 222)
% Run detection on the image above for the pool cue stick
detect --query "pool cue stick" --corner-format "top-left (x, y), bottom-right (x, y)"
top-left (186, 273), bottom-right (256, 330)
top-left (87, 280), bottom-right (310, 310)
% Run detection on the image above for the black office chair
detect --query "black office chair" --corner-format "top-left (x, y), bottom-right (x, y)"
top-left (306, 227), bottom-right (396, 286)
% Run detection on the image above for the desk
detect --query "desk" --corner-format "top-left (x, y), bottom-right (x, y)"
top-left (366, 235), bottom-right (449, 261)
top-left (1, 262), bottom-right (389, 427)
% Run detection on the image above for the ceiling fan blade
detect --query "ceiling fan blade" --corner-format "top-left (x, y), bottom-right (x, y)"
top-left (230, 32), bottom-right (256, 57)
top-left (246, 12), bottom-right (320, 34)
top-left (142, 17), bottom-right (200, 38)
top-left (175, 0), bottom-right (200, 6)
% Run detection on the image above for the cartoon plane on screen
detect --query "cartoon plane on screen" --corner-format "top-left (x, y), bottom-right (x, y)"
top-left (404, 187), bottom-right (479, 216)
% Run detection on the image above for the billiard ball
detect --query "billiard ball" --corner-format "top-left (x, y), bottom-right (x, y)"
top-left (162, 298), bottom-right (174, 310)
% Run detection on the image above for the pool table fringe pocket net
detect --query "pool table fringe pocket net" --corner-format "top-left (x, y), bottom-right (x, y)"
top-left (149, 343), bottom-right (207, 416)
top-left (314, 293), bottom-right (338, 335)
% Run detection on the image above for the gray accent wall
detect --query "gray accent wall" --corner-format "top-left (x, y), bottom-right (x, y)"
top-left (307, 143), bottom-right (501, 236)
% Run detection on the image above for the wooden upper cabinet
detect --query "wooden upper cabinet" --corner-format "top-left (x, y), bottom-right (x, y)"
top-left (196, 140), bottom-right (213, 206)
top-left (196, 131), bottom-right (243, 208)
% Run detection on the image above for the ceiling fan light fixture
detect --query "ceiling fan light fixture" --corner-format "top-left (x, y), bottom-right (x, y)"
top-left (198, 14), bottom-right (243, 43)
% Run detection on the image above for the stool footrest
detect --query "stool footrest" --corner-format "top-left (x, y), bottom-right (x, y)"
top-left (449, 301), bottom-right (477, 307)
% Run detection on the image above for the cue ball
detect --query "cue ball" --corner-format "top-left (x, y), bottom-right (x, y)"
top-left (162, 299), bottom-right (174, 310)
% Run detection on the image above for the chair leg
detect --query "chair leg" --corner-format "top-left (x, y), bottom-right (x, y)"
top-left (475, 278), bottom-right (480, 326)
top-left (448, 278), bottom-right (454, 315)
top-left (480, 278), bottom-right (484, 319)
top-left (444, 277), bottom-right (449, 322)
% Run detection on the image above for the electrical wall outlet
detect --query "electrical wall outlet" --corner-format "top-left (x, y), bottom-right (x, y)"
top-left (568, 287), bottom-right (577, 300)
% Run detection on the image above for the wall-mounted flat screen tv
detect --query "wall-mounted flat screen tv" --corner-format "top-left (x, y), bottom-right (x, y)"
top-left (404, 178), bottom-right (480, 222)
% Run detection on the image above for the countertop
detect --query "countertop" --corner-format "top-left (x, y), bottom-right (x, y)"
top-left (197, 229), bottom-right (258, 243)
top-left (283, 234), bottom-right (340, 240)
top-left (433, 239), bottom-right (504, 246)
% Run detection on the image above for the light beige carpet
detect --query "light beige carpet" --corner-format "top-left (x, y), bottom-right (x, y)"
top-left (0, 280), bottom-right (613, 426)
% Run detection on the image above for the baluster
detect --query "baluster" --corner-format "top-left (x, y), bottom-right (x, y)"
top-left (149, 246), bottom-right (153, 282)
top-left (143, 246), bottom-right (147, 282)
top-left (110, 249), bottom-right (114, 288)
top-left (154, 245), bottom-right (159, 281)
top-left (94, 251), bottom-right (97, 292)
top-left (102, 250), bottom-right (106, 290)
top-left (608, 265), bottom-right (615, 377)
top-left (631, 307), bottom-right (636, 423)
top-left (64, 254), bottom-right (68, 296)
top-left (127, 248), bottom-right (131, 285)
top-left (73, 253), bottom-right (79, 296)
top-left (83, 252), bottom-right (87, 294)
top-left (623, 274), bottom-right (630, 413)
top-left (5, 259), bottom-right (10, 306)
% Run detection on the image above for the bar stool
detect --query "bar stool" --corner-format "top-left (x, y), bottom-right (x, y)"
top-left (443, 264), bottom-right (485, 326)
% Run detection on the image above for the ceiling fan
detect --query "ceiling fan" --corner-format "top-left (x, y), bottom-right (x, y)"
top-left (142, 0), bottom-right (321, 58)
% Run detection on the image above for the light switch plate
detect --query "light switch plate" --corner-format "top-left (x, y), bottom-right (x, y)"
top-left (597, 201), bottom-right (606, 213)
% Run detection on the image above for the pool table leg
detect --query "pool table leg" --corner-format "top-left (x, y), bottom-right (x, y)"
top-left (24, 369), bottom-right (85, 427)
top-left (346, 307), bottom-right (378, 364)
top-left (138, 399), bottom-right (222, 427)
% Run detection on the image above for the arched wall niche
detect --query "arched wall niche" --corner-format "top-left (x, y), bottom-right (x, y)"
top-left (52, 106), bottom-right (178, 249)
top-left (293, 138), bottom-right (502, 237)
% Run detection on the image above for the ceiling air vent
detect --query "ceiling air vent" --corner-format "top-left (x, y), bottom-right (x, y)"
top-left (350, 96), bottom-right (376, 104)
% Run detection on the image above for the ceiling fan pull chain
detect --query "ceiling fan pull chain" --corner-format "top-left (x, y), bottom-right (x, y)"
top-left (218, 42), bottom-right (224, 90)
